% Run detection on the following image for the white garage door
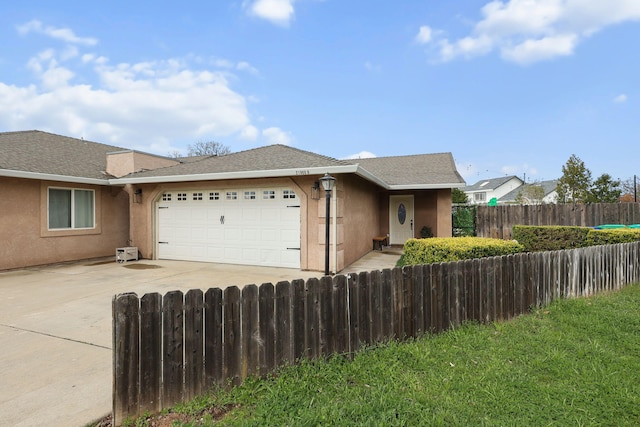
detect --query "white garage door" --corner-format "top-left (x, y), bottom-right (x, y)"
top-left (157, 187), bottom-right (301, 268)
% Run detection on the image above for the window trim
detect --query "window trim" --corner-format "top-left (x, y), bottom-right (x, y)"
top-left (47, 187), bottom-right (96, 231)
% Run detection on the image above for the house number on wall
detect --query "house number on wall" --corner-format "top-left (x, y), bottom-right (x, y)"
top-left (398, 203), bottom-right (406, 225)
top-left (295, 170), bottom-right (310, 175)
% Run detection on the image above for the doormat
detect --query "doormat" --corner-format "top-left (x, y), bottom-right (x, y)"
top-left (122, 263), bottom-right (162, 270)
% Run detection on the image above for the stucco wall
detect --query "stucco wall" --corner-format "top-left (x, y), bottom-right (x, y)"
top-left (414, 189), bottom-right (452, 238)
top-left (0, 177), bottom-right (130, 270)
top-left (340, 175), bottom-right (381, 268)
top-left (106, 151), bottom-right (179, 178)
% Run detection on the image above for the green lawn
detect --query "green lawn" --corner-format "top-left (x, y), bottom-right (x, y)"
top-left (126, 284), bottom-right (640, 426)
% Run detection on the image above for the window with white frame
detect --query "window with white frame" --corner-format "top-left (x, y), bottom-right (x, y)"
top-left (48, 188), bottom-right (95, 229)
top-left (193, 192), bottom-right (203, 201)
top-left (226, 191), bottom-right (238, 200)
top-left (209, 192), bottom-right (220, 201)
top-left (283, 189), bottom-right (296, 199)
top-left (474, 192), bottom-right (486, 202)
top-left (244, 191), bottom-right (256, 200)
top-left (162, 193), bottom-right (172, 201)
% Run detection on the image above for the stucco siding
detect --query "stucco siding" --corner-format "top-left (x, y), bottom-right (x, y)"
top-left (341, 175), bottom-right (380, 268)
top-left (0, 177), bottom-right (129, 270)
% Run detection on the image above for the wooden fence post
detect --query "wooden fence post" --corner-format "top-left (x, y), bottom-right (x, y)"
top-left (139, 293), bottom-right (161, 415)
top-left (162, 291), bottom-right (184, 408)
top-left (184, 289), bottom-right (204, 401)
top-left (258, 283), bottom-right (275, 375)
top-left (241, 285), bottom-right (259, 380)
top-left (113, 293), bottom-right (140, 426)
top-left (275, 281), bottom-right (292, 366)
top-left (204, 288), bottom-right (223, 388)
top-left (223, 287), bottom-right (242, 387)
top-left (332, 275), bottom-right (348, 354)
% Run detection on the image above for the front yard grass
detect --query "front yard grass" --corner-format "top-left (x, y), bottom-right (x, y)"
top-left (124, 284), bottom-right (640, 426)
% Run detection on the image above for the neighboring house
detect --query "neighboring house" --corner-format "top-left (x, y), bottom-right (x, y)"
top-left (499, 179), bottom-right (558, 205)
top-left (0, 130), bottom-right (466, 272)
top-left (463, 176), bottom-right (524, 205)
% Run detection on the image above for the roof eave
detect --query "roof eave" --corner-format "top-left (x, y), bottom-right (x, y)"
top-left (110, 164), bottom-right (360, 185)
top-left (0, 169), bottom-right (110, 185)
top-left (389, 182), bottom-right (467, 190)
top-left (354, 165), bottom-right (390, 189)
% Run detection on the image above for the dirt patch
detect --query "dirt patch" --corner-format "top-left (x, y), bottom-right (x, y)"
top-left (91, 404), bottom-right (238, 426)
top-left (122, 263), bottom-right (163, 270)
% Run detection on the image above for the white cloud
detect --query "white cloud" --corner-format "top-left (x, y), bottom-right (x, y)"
top-left (0, 24), bottom-right (276, 155)
top-left (420, 0), bottom-right (640, 64)
top-left (240, 125), bottom-right (259, 140)
top-left (415, 25), bottom-right (433, 44)
top-left (16, 20), bottom-right (98, 46)
top-left (262, 127), bottom-right (292, 145)
top-left (614, 93), bottom-right (628, 103)
top-left (237, 61), bottom-right (260, 75)
top-left (344, 151), bottom-right (377, 159)
top-left (501, 33), bottom-right (578, 64)
top-left (246, 0), bottom-right (296, 27)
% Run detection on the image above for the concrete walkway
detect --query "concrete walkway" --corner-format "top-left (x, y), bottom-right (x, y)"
top-left (0, 250), bottom-right (401, 427)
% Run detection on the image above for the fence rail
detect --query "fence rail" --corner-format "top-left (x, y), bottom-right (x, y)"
top-left (113, 242), bottom-right (640, 425)
top-left (475, 203), bottom-right (640, 240)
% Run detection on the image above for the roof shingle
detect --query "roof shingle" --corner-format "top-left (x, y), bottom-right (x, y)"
top-left (0, 130), bottom-right (124, 180)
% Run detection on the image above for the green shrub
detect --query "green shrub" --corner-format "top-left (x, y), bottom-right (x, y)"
top-left (585, 228), bottom-right (640, 246)
top-left (420, 226), bottom-right (433, 238)
top-left (402, 237), bottom-right (524, 265)
top-left (512, 225), bottom-right (590, 252)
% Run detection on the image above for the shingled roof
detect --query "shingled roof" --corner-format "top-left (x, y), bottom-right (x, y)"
top-left (0, 130), bottom-right (465, 190)
top-left (349, 153), bottom-right (465, 188)
top-left (124, 144), bottom-right (351, 178)
top-left (0, 130), bottom-right (123, 183)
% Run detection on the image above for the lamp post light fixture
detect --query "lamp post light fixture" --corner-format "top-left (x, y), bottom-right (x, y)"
top-left (319, 173), bottom-right (336, 276)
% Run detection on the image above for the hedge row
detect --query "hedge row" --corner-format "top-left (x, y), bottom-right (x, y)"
top-left (513, 225), bottom-right (640, 252)
top-left (402, 236), bottom-right (524, 265)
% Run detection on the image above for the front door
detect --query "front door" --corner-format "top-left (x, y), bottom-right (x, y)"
top-left (389, 195), bottom-right (414, 245)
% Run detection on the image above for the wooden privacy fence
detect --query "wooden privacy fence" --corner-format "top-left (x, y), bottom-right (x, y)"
top-left (112, 242), bottom-right (640, 425)
top-left (476, 203), bottom-right (640, 240)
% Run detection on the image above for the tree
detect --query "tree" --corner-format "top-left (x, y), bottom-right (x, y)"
top-left (452, 188), bottom-right (469, 204)
top-left (167, 150), bottom-right (183, 159)
top-left (514, 184), bottom-right (545, 205)
top-left (587, 173), bottom-right (621, 203)
top-left (620, 176), bottom-right (640, 202)
top-left (187, 140), bottom-right (231, 157)
top-left (556, 154), bottom-right (592, 204)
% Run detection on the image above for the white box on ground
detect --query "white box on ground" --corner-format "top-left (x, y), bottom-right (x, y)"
top-left (116, 247), bottom-right (138, 263)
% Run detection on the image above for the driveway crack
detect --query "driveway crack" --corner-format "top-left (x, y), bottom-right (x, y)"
top-left (0, 324), bottom-right (111, 350)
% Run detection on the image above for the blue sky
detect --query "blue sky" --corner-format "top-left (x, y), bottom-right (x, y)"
top-left (2, 1), bottom-right (639, 185)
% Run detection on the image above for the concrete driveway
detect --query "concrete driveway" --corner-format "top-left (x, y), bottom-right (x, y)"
top-left (0, 250), bottom-right (401, 427)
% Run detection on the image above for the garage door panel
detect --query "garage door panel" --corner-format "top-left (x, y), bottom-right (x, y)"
top-left (158, 188), bottom-right (300, 268)
top-left (261, 228), bottom-right (279, 242)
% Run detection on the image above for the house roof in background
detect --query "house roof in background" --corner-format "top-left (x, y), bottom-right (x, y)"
top-left (464, 175), bottom-right (523, 192)
top-left (0, 130), bottom-right (123, 184)
top-left (499, 179), bottom-right (558, 203)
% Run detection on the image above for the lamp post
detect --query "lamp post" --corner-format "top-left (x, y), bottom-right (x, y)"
top-left (319, 173), bottom-right (336, 276)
